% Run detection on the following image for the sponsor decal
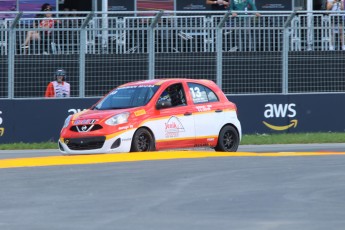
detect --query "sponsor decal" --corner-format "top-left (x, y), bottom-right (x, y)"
top-left (194, 143), bottom-right (209, 147)
top-left (138, 85), bottom-right (155, 88)
top-left (121, 138), bottom-right (132, 142)
top-left (120, 84), bottom-right (155, 90)
top-left (165, 116), bottom-right (185, 138)
top-left (263, 103), bottom-right (298, 131)
top-left (134, 109), bottom-right (146, 116)
top-left (196, 105), bottom-right (212, 112)
top-left (0, 110), bottom-right (4, 137)
top-left (74, 119), bottom-right (97, 125)
top-left (118, 85), bottom-right (137, 89)
top-left (118, 125), bottom-right (133, 131)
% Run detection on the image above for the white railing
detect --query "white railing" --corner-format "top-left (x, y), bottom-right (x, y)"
top-left (1, 11), bottom-right (345, 98)
top-left (1, 11), bottom-right (345, 55)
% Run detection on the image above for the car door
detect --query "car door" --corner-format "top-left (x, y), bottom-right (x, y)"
top-left (149, 83), bottom-right (195, 150)
top-left (187, 82), bottom-right (226, 147)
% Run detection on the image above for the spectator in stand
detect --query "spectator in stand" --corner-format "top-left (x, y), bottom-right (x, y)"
top-left (229, 0), bottom-right (261, 17)
top-left (228, 0), bottom-right (261, 52)
top-left (45, 68), bottom-right (70, 98)
top-left (21, 20), bottom-right (40, 49)
top-left (206, 0), bottom-right (230, 10)
top-left (327, 0), bottom-right (345, 50)
top-left (21, 3), bottom-right (56, 50)
top-left (62, 7), bottom-right (70, 17)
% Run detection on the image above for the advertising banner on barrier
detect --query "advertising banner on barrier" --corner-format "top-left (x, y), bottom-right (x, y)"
top-left (231, 94), bottom-right (345, 134)
top-left (0, 0), bottom-right (17, 12)
top-left (0, 101), bottom-right (14, 143)
top-left (137, 0), bottom-right (174, 11)
top-left (0, 99), bottom-right (99, 144)
top-left (0, 0), bottom-right (57, 18)
top-left (1, 94), bottom-right (345, 144)
top-left (255, 0), bottom-right (292, 11)
top-left (175, 0), bottom-right (210, 11)
top-left (97, 0), bottom-right (135, 11)
top-left (18, 0), bottom-right (56, 11)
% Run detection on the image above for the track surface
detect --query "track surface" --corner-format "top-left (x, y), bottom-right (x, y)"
top-left (1, 144), bottom-right (345, 230)
top-left (1, 143), bottom-right (345, 160)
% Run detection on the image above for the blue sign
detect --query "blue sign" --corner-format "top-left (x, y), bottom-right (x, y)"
top-left (1, 94), bottom-right (345, 144)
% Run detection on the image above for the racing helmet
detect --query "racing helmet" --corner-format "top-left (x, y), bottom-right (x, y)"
top-left (167, 84), bottom-right (183, 106)
top-left (55, 68), bottom-right (66, 81)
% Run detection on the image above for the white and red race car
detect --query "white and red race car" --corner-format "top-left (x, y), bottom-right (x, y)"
top-left (59, 79), bottom-right (241, 154)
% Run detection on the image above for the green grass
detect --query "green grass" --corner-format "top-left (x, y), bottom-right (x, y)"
top-left (0, 142), bottom-right (58, 150)
top-left (240, 132), bottom-right (345, 145)
top-left (0, 133), bottom-right (344, 150)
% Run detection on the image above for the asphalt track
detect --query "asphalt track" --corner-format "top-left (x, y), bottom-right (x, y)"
top-left (1, 144), bottom-right (345, 230)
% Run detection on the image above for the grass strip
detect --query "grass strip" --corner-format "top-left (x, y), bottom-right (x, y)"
top-left (0, 132), bottom-right (344, 150)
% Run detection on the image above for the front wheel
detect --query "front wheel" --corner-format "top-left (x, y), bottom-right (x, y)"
top-left (215, 125), bottom-right (239, 152)
top-left (130, 128), bottom-right (155, 152)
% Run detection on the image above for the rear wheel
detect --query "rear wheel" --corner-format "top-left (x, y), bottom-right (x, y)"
top-left (215, 125), bottom-right (239, 152)
top-left (130, 128), bottom-right (155, 152)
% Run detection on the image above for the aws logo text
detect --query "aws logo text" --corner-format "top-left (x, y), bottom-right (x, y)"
top-left (68, 109), bottom-right (87, 114)
top-left (0, 110), bottom-right (4, 137)
top-left (263, 104), bottom-right (298, 131)
top-left (264, 104), bottom-right (296, 118)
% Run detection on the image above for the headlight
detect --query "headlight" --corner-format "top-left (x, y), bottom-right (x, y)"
top-left (105, 112), bottom-right (130, 126)
top-left (62, 115), bottom-right (72, 128)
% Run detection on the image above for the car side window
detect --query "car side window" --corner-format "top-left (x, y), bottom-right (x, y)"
top-left (205, 87), bottom-right (218, 102)
top-left (188, 83), bottom-right (219, 104)
top-left (158, 83), bottom-right (186, 107)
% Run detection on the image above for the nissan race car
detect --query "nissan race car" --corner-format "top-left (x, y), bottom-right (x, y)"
top-left (59, 79), bottom-right (241, 154)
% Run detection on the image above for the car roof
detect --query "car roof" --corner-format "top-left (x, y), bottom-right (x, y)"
top-left (119, 78), bottom-right (215, 87)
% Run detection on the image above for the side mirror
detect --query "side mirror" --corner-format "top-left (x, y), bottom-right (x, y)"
top-left (156, 100), bottom-right (172, 109)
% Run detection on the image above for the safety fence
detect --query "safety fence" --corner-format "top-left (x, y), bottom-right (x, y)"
top-left (1, 10), bottom-right (345, 98)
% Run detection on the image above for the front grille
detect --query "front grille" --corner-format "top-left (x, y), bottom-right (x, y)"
top-left (70, 124), bottom-right (103, 132)
top-left (64, 136), bottom-right (106, 150)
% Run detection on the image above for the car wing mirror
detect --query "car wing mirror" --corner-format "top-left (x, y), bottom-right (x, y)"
top-left (156, 100), bottom-right (172, 109)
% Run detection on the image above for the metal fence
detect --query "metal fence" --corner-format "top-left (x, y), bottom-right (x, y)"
top-left (1, 10), bottom-right (345, 98)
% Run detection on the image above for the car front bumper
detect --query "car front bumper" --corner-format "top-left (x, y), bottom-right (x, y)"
top-left (59, 129), bottom-right (135, 154)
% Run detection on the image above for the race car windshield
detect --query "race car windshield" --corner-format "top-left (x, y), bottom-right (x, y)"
top-left (94, 85), bottom-right (159, 110)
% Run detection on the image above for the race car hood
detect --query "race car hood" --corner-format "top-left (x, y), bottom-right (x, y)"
top-left (72, 109), bottom-right (133, 123)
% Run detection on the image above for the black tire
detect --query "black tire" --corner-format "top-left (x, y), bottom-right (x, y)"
top-left (130, 128), bottom-right (155, 152)
top-left (215, 125), bottom-right (239, 152)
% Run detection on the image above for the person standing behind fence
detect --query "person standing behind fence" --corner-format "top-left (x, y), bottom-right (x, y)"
top-left (229, 0), bottom-right (261, 17)
top-left (45, 69), bottom-right (70, 98)
top-left (228, 0), bottom-right (260, 51)
top-left (327, 0), bottom-right (345, 50)
top-left (206, 0), bottom-right (230, 10)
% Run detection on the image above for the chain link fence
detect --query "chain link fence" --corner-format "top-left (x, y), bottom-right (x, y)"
top-left (1, 10), bottom-right (345, 98)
